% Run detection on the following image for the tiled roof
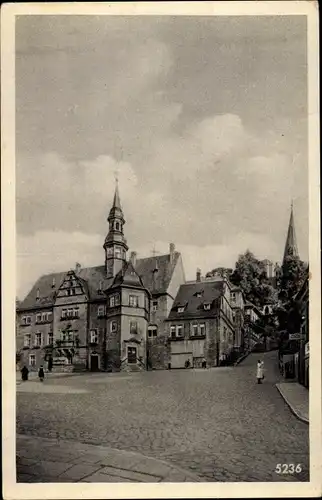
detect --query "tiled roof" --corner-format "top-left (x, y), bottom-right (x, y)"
top-left (167, 280), bottom-right (223, 320)
top-left (18, 253), bottom-right (179, 311)
top-left (135, 252), bottom-right (180, 295)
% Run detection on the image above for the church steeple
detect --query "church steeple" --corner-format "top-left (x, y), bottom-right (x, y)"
top-left (103, 180), bottom-right (128, 278)
top-left (283, 202), bottom-right (299, 263)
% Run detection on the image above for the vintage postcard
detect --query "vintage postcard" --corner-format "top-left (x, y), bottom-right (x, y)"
top-left (1, 1), bottom-right (321, 499)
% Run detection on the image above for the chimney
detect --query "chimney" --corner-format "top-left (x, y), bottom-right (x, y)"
top-left (75, 262), bottom-right (81, 274)
top-left (169, 243), bottom-right (175, 263)
top-left (36, 288), bottom-right (40, 301)
top-left (52, 277), bottom-right (56, 288)
top-left (196, 268), bottom-right (201, 282)
top-left (130, 251), bottom-right (137, 268)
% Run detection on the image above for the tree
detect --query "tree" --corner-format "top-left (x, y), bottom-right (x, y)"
top-left (205, 267), bottom-right (233, 279)
top-left (279, 254), bottom-right (307, 303)
top-left (230, 250), bottom-right (277, 308)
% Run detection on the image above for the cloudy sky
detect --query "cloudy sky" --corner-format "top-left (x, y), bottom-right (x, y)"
top-left (16, 15), bottom-right (308, 299)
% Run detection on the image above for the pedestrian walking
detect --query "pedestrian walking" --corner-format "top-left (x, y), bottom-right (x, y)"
top-left (21, 365), bottom-right (29, 381)
top-left (256, 359), bottom-right (264, 384)
top-left (202, 358), bottom-right (207, 369)
top-left (38, 365), bottom-right (45, 382)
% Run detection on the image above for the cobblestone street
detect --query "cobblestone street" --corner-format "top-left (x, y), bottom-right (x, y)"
top-left (17, 351), bottom-right (309, 482)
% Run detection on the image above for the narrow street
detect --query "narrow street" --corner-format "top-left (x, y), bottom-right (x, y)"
top-left (17, 351), bottom-right (309, 482)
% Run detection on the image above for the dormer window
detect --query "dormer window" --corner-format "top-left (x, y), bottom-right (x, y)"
top-left (177, 306), bottom-right (186, 313)
top-left (231, 292), bottom-right (236, 301)
top-left (194, 290), bottom-right (204, 298)
top-left (204, 303), bottom-right (211, 311)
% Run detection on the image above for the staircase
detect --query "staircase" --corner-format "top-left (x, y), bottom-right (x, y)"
top-left (121, 358), bottom-right (146, 372)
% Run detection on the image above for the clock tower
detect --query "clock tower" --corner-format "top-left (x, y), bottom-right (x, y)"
top-left (103, 181), bottom-right (129, 278)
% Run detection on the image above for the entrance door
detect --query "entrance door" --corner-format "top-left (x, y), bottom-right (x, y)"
top-left (127, 346), bottom-right (137, 364)
top-left (90, 354), bottom-right (99, 371)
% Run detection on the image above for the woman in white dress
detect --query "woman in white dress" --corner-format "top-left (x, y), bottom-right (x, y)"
top-left (256, 360), bottom-right (264, 384)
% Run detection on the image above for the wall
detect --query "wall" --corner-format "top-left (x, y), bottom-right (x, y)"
top-left (149, 294), bottom-right (168, 334)
top-left (166, 317), bottom-right (220, 368)
top-left (17, 309), bottom-right (53, 371)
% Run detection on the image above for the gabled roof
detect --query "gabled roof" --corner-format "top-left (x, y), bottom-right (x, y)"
top-left (110, 261), bottom-right (147, 291)
top-left (18, 253), bottom-right (180, 311)
top-left (167, 281), bottom-right (223, 320)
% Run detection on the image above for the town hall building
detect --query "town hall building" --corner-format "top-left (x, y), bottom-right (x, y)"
top-left (16, 183), bottom-right (185, 372)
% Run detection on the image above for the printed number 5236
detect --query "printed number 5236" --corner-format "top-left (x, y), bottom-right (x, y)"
top-left (275, 464), bottom-right (302, 474)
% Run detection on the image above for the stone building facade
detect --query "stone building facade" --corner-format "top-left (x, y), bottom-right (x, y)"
top-left (165, 272), bottom-right (244, 368)
top-left (16, 184), bottom-right (185, 372)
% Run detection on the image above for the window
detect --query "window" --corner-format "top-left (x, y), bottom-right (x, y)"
top-left (35, 332), bottom-right (42, 347)
top-left (47, 332), bottom-right (53, 346)
top-left (176, 325), bottom-right (183, 337)
top-left (191, 324), bottom-right (205, 337)
top-left (152, 300), bottom-right (158, 312)
top-left (115, 294), bottom-right (120, 306)
top-left (115, 222), bottom-right (120, 231)
top-left (29, 354), bottom-right (36, 367)
top-left (204, 303), bottom-right (211, 310)
top-left (129, 295), bottom-right (139, 307)
top-left (22, 316), bottom-right (31, 325)
top-left (192, 324), bottom-right (199, 336)
top-left (130, 321), bottom-right (138, 334)
top-left (90, 329), bottom-right (98, 343)
top-left (47, 312), bottom-right (52, 322)
top-left (148, 326), bottom-right (158, 338)
top-left (115, 247), bottom-right (121, 259)
top-left (62, 308), bottom-right (79, 319)
top-left (177, 306), bottom-right (185, 313)
top-left (24, 333), bottom-right (31, 347)
top-left (110, 296), bottom-right (115, 307)
top-left (41, 312), bottom-right (47, 322)
top-left (170, 326), bottom-right (176, 338)
top-left (110, 320), bottom-right (117, 333)
top-left (36, 313), bottom-right (42, 323)
top-left (97, 305), bottom-right (106, 317)
top-left (231, 292), bottom-right (236, 301)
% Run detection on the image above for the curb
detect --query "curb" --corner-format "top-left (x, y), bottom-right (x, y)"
top-left (275, 384), bottom-right (309, 424)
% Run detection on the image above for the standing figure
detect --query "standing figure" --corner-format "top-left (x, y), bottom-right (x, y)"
top-left (38, 365), bottom-right (45, 382)
top-left (21, 365), bottom-right (29, 381)
top-left (202, 358), bottom-right (207, 369)
top-left (256, 360), bottom-right (264, 384)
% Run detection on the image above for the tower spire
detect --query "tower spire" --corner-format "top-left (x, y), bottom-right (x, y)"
top-left (283, 202), bottom-right (299, 263)
top-left (112, 169), bottom-right (121, 211)
top-left (103, 178), bottom-right (128, 278)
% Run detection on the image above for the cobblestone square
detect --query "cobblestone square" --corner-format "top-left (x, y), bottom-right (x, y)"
top-left (17, 351), bottom-right (309, 482)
